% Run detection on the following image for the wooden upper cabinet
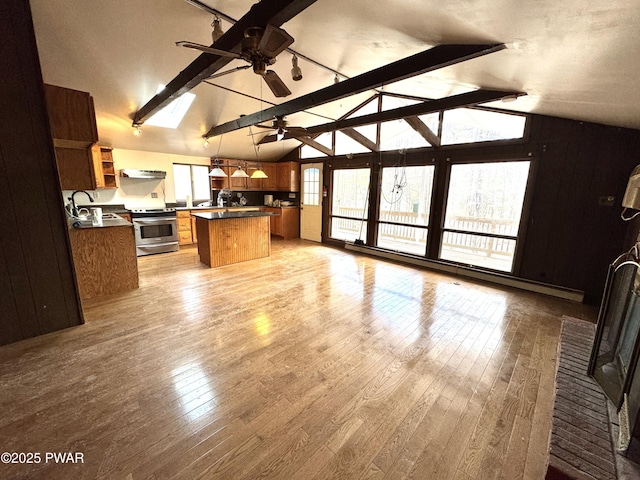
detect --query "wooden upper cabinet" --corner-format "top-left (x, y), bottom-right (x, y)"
top-left (210, 158), bottom-right (299, 192)
top-left (247, 164), bottom-right (263, 190)
top-left (90, 145), bottom-right (117, 189)
top-left (226, 160), bottom-right (249, 190)
top-left (276, 161), bottom-right (300, 192)
top-left (261, 163), bottom-right (278, 190)
top-left (55, 147), bottom-right (97, 191)
top-left (43, 84), bottom-right (100, 190)
top-left (43, 84), bottom-right (98, 146)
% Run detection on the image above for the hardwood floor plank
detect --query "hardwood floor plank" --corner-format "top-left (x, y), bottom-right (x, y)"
top-left (0, 241), bottom-right (597, 480)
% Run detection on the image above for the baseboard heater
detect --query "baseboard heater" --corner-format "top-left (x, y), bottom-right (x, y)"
top-left (344, 242), bottom-right (584, 302)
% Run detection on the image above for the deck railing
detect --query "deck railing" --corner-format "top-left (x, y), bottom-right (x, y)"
top-left (331, 207), bottom-right (518, 258)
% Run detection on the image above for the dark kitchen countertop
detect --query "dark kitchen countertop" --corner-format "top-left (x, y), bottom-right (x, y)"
top-left (175, 205), bottom-right (261, 211)
top-left (75, 204), bottom-right (130, 214)
top-left (67, 213), bottom-right (132, 229)
top-left (192, 211), bottom-right (278, 221)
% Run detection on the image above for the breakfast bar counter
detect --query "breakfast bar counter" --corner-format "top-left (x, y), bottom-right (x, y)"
top-left (192, 211), bottom-right (277, 268)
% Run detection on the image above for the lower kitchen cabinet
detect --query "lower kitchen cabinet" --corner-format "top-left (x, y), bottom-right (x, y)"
top-left (177, 210), bottom-right (193, 245)
top-left (263, 206), bottom-right (299, 239)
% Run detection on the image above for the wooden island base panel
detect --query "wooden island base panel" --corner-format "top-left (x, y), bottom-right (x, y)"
top-left (193, 211), bottom-right (275, 267)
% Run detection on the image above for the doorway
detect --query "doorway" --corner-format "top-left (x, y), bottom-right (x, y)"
top-left (300, 163), bottom-right (323, 242)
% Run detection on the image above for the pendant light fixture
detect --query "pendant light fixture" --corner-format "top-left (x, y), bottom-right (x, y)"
top-left (250, 165), bottom-right (268, 179)
top-left (208, 135), bottom-right (228, 177)
top-left (208, 163), bottom-right (227, 177)
top-left (248, 125), bottom-right (268, 179)
top-left (231, 165), bottom-right (249, 178)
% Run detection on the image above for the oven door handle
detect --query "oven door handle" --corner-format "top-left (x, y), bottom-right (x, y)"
top-left (134, 217), bottom-right (177, 223)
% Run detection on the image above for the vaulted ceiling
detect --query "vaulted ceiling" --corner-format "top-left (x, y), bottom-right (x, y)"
top-left (30, 0), bottom-right (640, 161)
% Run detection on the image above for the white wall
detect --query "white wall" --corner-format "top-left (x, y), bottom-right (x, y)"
top-left (62, 148), bottom-right (210, 209)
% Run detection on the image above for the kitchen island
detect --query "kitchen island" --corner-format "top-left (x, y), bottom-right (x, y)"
top-left (192, 211), bottom-right (277, 268)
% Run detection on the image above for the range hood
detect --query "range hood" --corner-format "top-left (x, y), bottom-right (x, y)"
top-left (120, 169), bottom-right (166, 179)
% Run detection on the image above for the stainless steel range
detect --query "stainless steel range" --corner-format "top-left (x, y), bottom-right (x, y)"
top-left (130, 208), bottom-right (179, 256)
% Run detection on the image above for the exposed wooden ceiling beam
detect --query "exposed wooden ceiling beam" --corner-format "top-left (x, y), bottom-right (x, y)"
top-left (205, 43), bottom-right (507, 138)
top-left (404, 116), bottom-right (441, 147)
top-left (296, 137), bottom-right (333, 156)
top-left (258, 89), bottom-right (523, 147)
top-left (132, 0), bottom-right (317, 125)
top-left (301, 89), bottom-right (523, 136)
top-left (340, 128), bottom-right (378, 152)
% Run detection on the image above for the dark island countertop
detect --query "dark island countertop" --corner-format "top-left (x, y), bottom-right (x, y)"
top-left (192, 211), bottom-right (278, 221)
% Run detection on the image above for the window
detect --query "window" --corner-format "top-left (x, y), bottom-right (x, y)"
top-left (377, 165), bottom-right (435, 255)
top-left (335, 131), bottom-right (371, 156)
top-left (173, 164), bottom-right (211, 203)
top-left (440, 161), bottom-right (530, 272)
top-left (330, 168), bottom-right (370, 242)
top-left (380, 96), bottom-right (432, 151)
top-left (303, 167), bottom-right (321, 206)
top-left (441, 108), bottom-right (526, 145)
top-left (301, 132), bottom-right (332, 159)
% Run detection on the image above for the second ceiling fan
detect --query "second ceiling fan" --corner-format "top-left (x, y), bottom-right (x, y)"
top-left (253, 115), bottom-right (308, 141)
top-left (177, 24), bottom-right (295, 98)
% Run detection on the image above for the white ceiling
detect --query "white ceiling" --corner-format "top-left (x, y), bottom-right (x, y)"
top-left (30, 0), bottom-right (640, 161)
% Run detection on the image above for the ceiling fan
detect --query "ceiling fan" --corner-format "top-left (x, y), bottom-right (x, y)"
top-left (176, 24), bottom-right (294, 97)
top-left (253, 115), bottom-right (309, 141)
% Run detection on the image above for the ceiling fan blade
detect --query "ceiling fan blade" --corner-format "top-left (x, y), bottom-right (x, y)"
top-left (207, 65), bottom-right (252, 80)
top-left (175, 41), bottom-right (241, 58)
top-left (288, 127), bottom-right (308, 135)
top-left (257, 25), bottom-right (294, 58)
top-left (253, 124), bottom-right (276, 130)
top-left (262, 70), bottom-right (292, 98)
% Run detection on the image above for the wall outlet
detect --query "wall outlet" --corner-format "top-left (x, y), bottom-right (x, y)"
top-left (93, 191), bottom-right (100, 199)
top-left (598, 195), bottom-right (615, 206)
top-left (288, 193), bottom-right (296, 198)
top-left (151, 192), bottom-right (158, 198)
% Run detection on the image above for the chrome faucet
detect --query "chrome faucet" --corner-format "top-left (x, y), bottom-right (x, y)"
top-left (68, 190), bottom-right (94, 217)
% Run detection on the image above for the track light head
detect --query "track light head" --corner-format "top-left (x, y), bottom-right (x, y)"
top-left (211, 16), bottom-right (224, 42)
top-left (291, 55), bottom-right (302, 81)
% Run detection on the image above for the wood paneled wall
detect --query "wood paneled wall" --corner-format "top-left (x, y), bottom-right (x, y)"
top-left (0, 0), bottom-right (83, 345)
top-left (320, 114), bottom-right (640, 305)
top-left (520, 116), bottom-right (640, 303)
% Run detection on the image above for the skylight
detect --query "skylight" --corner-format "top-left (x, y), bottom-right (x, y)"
top-left (145, 85), bottom-right (195, 129)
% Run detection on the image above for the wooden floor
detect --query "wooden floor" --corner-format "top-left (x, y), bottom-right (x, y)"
top-left (0, 240), bottom-right (597, 480)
